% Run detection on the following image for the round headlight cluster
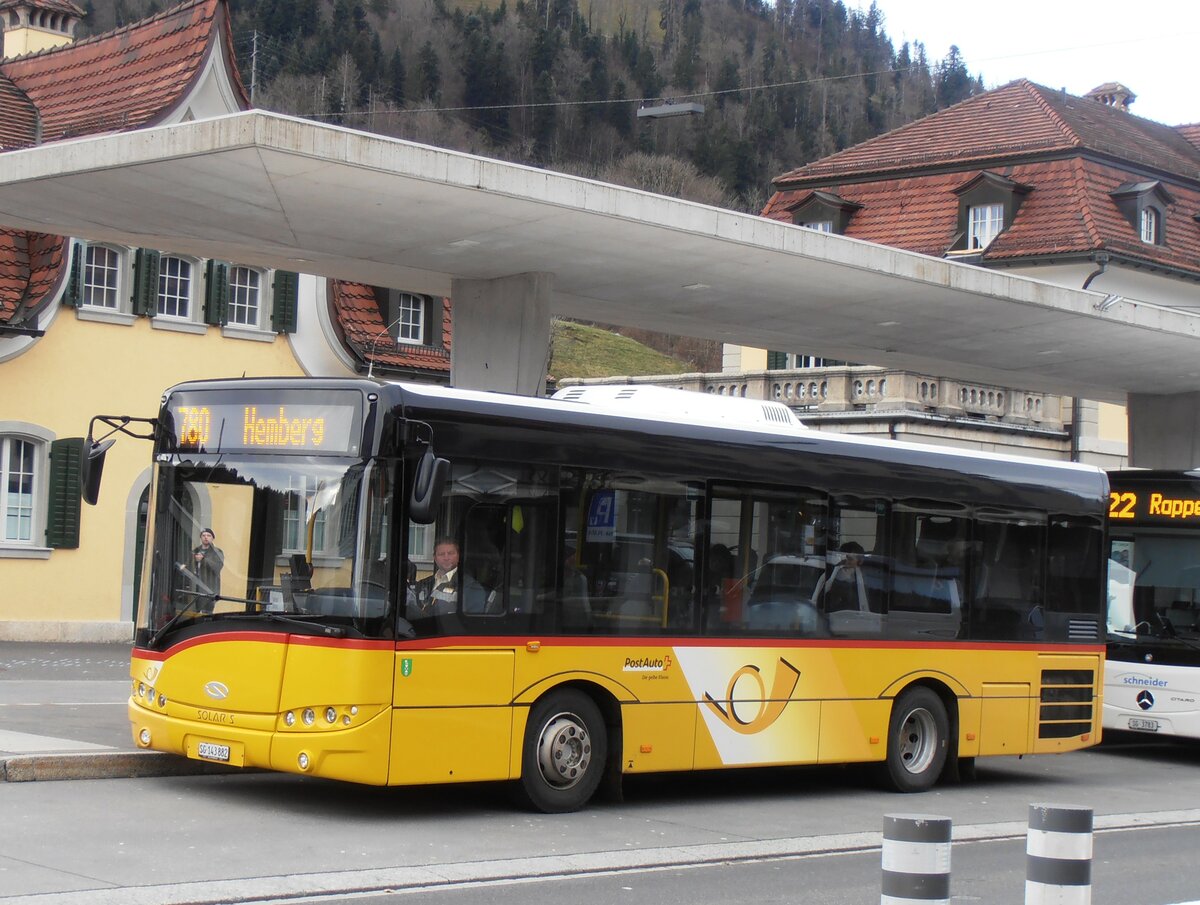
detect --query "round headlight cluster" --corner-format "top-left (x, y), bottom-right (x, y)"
top-left (281, 705), bottom-right (361, 730)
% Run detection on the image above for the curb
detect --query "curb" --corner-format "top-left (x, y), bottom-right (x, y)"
top-left (0, 750), bottom-right (242, 782)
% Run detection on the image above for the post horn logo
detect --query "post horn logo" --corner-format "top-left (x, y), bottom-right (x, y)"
top-left (703, 657), bottom-right (801, 734)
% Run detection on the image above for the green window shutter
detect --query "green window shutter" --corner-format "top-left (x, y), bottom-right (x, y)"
top-left (63, 243), bottom-right (82, 308)
top-left (766, 351), bottom-right (787, 370)
top-left (271, 270), bottom-right (299, 334)
top-left (204, 260), bottom-right (229, 325)
top-left (46, 438), bottom-right (83, 549)
top-left (131, 248), bottom-right (161, 317)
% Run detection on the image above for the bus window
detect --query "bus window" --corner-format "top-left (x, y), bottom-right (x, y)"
top-left (1046, 515), bottom-right (1104, 640)
top-left (820, 498), bottom-right (888, 638)
top-left (888, 504), bottom-right (967, 640)
top-left (561, 470), bottom-right (700, 635)
top-left (405, 462), bottom-right (556, 630)
top-left (971, 510), bottom-right (1046, 640)
top-left (705, 487), bottom-right (828, 637)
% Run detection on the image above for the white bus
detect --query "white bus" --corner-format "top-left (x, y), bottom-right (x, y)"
top-left (1106, 469), bottom-right (1200, 737)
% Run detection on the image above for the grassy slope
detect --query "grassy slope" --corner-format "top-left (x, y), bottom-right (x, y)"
top-left (549, 320), bottom-right (691, 380)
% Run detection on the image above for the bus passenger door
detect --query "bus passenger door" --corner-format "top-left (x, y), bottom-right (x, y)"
top-left (389, 648), bottom-right (516, 785)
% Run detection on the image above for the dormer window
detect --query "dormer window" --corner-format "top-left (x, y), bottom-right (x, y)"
top-left (1111, 180), bottom-right (1172, 247)
top-left (948, 171), bottom-right (1032, 256)
top-left (784, 190), bottom-right (863, 235)
top-left (1140, 207), bottom-right (1158, 243)
top-left (968, 203), bottom-right (1004, 250)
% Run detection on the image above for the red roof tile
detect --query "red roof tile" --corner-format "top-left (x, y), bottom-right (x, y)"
top-left (1, 0), bottom-right (247, 143)
top-left (0, 0), bottom-right (85, 15)
top-left (330, 280), bottom-right (452, 374)
top-left (1179, 124), bottom-right (1200, 153)
top-left (0, 74), bottom-right (38, 149)
top-left (763, 157), bottom-right (1200, 276)
top-left (775, 80), bottom-right (1200, 186)
top-left (0, 228), bottom-right (65, 325)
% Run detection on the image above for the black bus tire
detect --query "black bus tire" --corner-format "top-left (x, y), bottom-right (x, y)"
top-left (882, 686), bottom-right (949, 793)
top-left (516, 689), bottom-right (607, 813)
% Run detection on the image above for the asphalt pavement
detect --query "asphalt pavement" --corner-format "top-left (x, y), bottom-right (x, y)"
top-left (0, 641), bottom-right (225, 782)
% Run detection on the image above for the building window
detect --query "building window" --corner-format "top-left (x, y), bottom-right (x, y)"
top-left (2, 437), bottom-right (36, 543)
top-left (394, 291), bottom-right (425, 345)
top-left (1140, 207), bottom-right (1160, 244)
top-left (968, 203), bottom-right (1004, 249)
top-left (283, 476), bottom-right (326, 553)
top-left (82, 245), bottom-right (122, 309)
top-left (803, 221), bottom-right (834, 233)
top-left (228, 266), bottom-right (262, 327)
top-left (157, 256), bottom-right (194, 319)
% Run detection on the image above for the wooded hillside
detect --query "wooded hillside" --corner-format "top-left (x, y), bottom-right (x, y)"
top-left (81, 0), bottom-right (980, 213)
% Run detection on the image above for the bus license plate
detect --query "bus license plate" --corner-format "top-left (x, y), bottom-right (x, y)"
top-left (1128, 718), bottom-right (1159, 732)
top-left (197, 742), bottom-right (231, 762)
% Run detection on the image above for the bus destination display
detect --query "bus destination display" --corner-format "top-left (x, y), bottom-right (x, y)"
top-left (1108, 486), bottom-right (1200, 524)
top-left (169, 399), bottom-right (359, 454)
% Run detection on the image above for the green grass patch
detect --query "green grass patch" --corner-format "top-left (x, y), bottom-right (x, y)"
top-left (550, 320), bottom-right (691, 380)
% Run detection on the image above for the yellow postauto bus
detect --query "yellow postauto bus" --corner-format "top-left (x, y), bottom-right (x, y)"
top-left (86, 378), bottom-right (1108, 812)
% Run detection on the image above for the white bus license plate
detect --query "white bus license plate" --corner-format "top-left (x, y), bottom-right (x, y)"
top-left (197, 742), bottom-right (231, 762)
top-left (1128, 718), bottom-right (1159, 732)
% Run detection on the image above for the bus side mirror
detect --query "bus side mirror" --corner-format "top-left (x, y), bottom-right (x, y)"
top-left (80, 438), bottom-right (116, 506)
top-left (409, 447), bottom-right (449, 525)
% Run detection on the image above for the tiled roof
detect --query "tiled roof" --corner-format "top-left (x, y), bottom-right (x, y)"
top-left (1180, 124), bottom-right (1200, 152)
top-left (1, 0), bottom-right (247, 143)
top-left (330, 281), bottom-right (452, 374)
top-left (763, 157), bottom-right (1200, 276)
top-left (0, 74), bottom-right (38, 149)
top-left (775, 80), bottom-right (1200, 187)
top-left (0, 229), bottom-right (66, 325)
top-left (0, 0), bottom-right (246, 325)
top-left (0, 0), bottom-right (85, 14)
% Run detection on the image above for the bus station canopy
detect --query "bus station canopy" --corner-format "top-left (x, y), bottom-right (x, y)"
top-left (0, 110), bottom-right (1197, 403)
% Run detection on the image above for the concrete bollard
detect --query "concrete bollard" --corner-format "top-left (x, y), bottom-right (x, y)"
top-left (1025, 803), bottom-right (1093, 905)
top-left (881, 813), bottom-right (952, 905)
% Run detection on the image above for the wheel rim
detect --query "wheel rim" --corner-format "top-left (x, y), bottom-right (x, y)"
top-left (897, 706), bottom-right (938, 775)
top-left (536, 711), bottom-right (593, 790)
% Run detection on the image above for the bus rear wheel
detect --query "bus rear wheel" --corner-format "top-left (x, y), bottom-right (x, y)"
top-left (517, 690), bottom-right (607, 813)
top-left (882, 687), bottom-right (948, 792)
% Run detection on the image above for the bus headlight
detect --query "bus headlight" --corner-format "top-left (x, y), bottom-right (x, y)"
top-left (298, 752), bottom-right (310, 770)
top-left (302, 708), bottom-right (315, 726)
top-left (284, 711), bottom-right (295, 727)
top-left (325, 707), bottom-right (337, 724)
top-left (139, 728), bottom-right (151, 746)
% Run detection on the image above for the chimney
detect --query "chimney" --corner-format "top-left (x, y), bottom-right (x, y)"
top-left (1, 0), bottom-right (84, 60)
top-left (1084, 82), bottom-right (1136, 112)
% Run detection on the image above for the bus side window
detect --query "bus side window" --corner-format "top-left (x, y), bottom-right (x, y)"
top-left (972, 512), bottom-right (1046, 640)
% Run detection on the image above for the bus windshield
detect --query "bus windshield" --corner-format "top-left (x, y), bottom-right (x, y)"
top-left (136, 455), bottom-right (395, 646)
top-left (1109, 533), bottom-right (1200, 642)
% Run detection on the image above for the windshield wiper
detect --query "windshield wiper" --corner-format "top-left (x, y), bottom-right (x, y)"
top-left (223, 611), bottom-right (346, 637)
top-left (148, 601), bottom-right (209, 648)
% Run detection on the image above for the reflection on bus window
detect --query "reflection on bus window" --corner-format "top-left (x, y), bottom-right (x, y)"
top-left (558, 469), bottom-right (700, 635)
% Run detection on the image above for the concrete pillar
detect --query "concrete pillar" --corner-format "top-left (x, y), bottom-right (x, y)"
top-left (1128, 392), bottom-right (1200, 469)
top-left (449, 272), bottom-right (553, 396)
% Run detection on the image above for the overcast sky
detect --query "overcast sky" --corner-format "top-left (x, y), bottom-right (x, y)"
top-left (847, 0), bottom-right (1198, 125)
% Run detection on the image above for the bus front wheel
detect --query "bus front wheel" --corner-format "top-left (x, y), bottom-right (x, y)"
top-left (517, 690), bottom-right (608, 813)
top-left (882, 687), bottom-right (948, 793)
